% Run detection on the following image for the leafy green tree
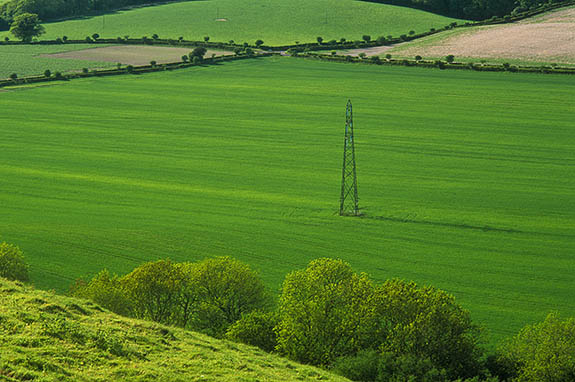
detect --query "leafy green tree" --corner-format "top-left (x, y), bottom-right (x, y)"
top-left (121, 259), bottom-right (184, 324)
top-left (255, 39), bottom-right (264, 47)
top-left (446, 54), bottom-right (455, 63)
top-left (189, 46), bottom-right (207, 61)
top-left (187, 257), bottom-right (268, 337)
top-left (44, 69), bottom-right (51, 77)
top-left (70, 269), bottom-right (132, 316)
top-left (226, 310), bottom-right (279, 352)
top-left (9, 13), bottom-right (45, 42)
top-left (316, 36), bottom-right (323, 44)
top-left (91, 33), bottom-right (99, 40)
top-left (276, 258), bottom-right (377, 366)
top-left (498, 313), bottom-right (575, 382)
top-left (375, 279), bottom-right (483, 379)
top-left (362, 35), bottom-right (371, 42)
top-left (0, 242), bottom-right (29, 282)
top-left (415, 55), bottom-right (422, 61)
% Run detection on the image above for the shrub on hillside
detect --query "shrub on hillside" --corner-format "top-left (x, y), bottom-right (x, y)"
top-left (0, 242), bottom-right (29, 282)
top-left (70, 269), bottom-right (133, 316)
top-left (498, 313), bottom-right (575, 382)
top-left (187, 257), bottom-right (269, 337)
top-left (276, 258), bottom-right (378, 366)
top-left (226, 310), bottom-right (279, 352)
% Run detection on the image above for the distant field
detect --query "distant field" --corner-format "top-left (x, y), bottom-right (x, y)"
top-left (388, 6), bottom-right (575, 64)
top-left (0, 44), bottom-right (116, 79)
top-left (1, 58), bottom-right (574, 345)
top-left (0, 0), bottom-right (466, 45)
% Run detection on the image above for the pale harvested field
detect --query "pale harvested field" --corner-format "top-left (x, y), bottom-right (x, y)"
top-left (40, 45), bottom-right (233, 65)
top-left (389, 6), bottom-right (575, 64)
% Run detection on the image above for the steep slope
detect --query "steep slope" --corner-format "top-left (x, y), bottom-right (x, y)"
top-left (0, 278), bottom-right (348, 381)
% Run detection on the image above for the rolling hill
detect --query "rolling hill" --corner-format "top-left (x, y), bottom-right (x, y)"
top-left (0, 0), bottom-right (466, 45)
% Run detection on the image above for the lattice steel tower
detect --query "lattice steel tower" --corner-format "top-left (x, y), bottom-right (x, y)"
top-left (339, 100), bottom-right (359, 216)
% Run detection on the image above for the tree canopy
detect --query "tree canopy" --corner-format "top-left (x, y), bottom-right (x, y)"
top-left (9, 12), bottom-right (44, 42)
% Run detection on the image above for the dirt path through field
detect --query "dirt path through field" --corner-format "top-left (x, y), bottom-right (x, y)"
top-left (39, 45), bottom-right (233, 65)
top-left (387, 6), bottom-right (575, 63)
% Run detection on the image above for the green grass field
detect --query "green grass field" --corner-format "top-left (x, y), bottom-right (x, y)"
top-left (0, 0), bottom-right (465, 45)
top-left (0, 44), bottom-right (116, 79)
top-left (1, 57), bottom-right (574, 345)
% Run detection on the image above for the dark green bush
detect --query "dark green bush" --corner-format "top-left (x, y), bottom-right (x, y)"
top-left (226, 311), bottom-right (279, 352)
top-left (0, 242), bottom-right (29, 282)
top-left (333, 350), bottom-right (380, 381)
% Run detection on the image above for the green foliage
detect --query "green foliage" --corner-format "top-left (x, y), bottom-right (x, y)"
top-left (276, 258), bottom-right (377, 366)
top-left (446, 54), bottom-right (455, 63)
top-left (9, 12), bottom-right (44, 42)
top-left (70, 269), bottom-right (132, 316)
top-left (188, 257), bottom-right (269, 337)
top-left (226, 310), bottom-right (279, 352)
top-left (0, 242), bottom-right (29, 282)
top-left (376, 279), bottom-right (483, 379)
top-left (333, 350), bottom-right (380, 381)
top-left (498, 313), bottom-right (575, 382)
top-left (121, 259), bottom-right (183, 324)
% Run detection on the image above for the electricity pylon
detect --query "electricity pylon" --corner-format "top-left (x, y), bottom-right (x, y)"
top-left (339, 100), bottom-right (359, 216)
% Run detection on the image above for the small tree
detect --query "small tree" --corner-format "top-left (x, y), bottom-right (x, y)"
top-left (331, 50), bottom-right (337, 56)
top-left (126, 65), bottom-right (134, 73)
top-left (362, 35), bottom-right (371, 43)
top-left (358, 52), bottom-right (367, 59)
top-left (152, 33), bottom-right (159, 40)
top-left (44, 69), bottom-right (51, 77)
top-left (9, 73), bottom-right (17, 80)
top-left (203, 36), bottom-right (210, 42)
top-left (316, 36), bottom-right (323, 44)
top-left (385, 53), bottom-right (392, 60)
top-left (0, 242), bottom-right (29, 282)
top-left (498, 313), bottom-right (575, 382)
top-left (92, 33), bottom-right (99, 40)
top-left (181, 55), bottom-right (189, 62)
top-left (276, 258), bottom-right (377, 366)
top-left (415, 55), bottom-right (422, 61)
top-left (62, 35), bottom-right (68, 42)
top-left (188, 257), bottom-right (269, 337)
top-left (121, 259), bottom-right (185, 324)
top-left (409, 30), bottom-right (415, 35)
top-left (150, 60), bottom-right (157, 67)
top-left (190, 46), bottom-right (207, 61)
top-left (70, 269), bottom-right (132, 316)
top-left (10, 13), bottom-right (45, 42)
top-left (446, 54), bottom-right (455, 63)
top-left (255, 39), bottom-right (264, 47)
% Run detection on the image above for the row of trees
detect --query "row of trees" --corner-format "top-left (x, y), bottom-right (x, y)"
top-left (360, 0), bottom-right (569, 20)
top-left (0, 0), bottom-right (180, 30)
top-left (69, 256), bottom-right (575, 382)
top-left (1, 244), bottom-right (573, 381)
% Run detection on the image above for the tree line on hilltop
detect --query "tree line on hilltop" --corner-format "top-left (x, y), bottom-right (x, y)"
top-left (2, 241), bottom-right (575, 381)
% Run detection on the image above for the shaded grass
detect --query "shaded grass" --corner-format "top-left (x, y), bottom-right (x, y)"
top-left (0, 0), bottom-right (466, 45)
top-left (0, 277), bottom-right (347, 381)
top-left (0, 44), bottom-right (115, 79)
top-left (0, 57), bottom-right (574, 346)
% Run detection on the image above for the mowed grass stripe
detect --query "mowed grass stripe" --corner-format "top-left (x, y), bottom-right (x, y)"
top-left (0, 0), bottom-right (465, 45)
top-left (0, 58), bottom-right (573, 345)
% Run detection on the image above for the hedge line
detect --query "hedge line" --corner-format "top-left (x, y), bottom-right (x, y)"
top-left (292, 52), bottom-right (575, 75)
top-left (0, 52), bottom-right (269, 88)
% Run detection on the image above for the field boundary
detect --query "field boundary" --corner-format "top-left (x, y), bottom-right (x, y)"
top-left (290, 51), bottom-right (575, 75)
top-left (0, 51), bottom-right (270, 88)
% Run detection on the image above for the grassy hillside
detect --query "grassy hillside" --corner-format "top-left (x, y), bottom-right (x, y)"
top-left (0, 0), bottom-right (466, 45)
top-left (0, 44), bottom-right (117, 79)
top-left (0, 57), bottom-right (574, 345)
top-left (0, 277), bottom-right (347, 381)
